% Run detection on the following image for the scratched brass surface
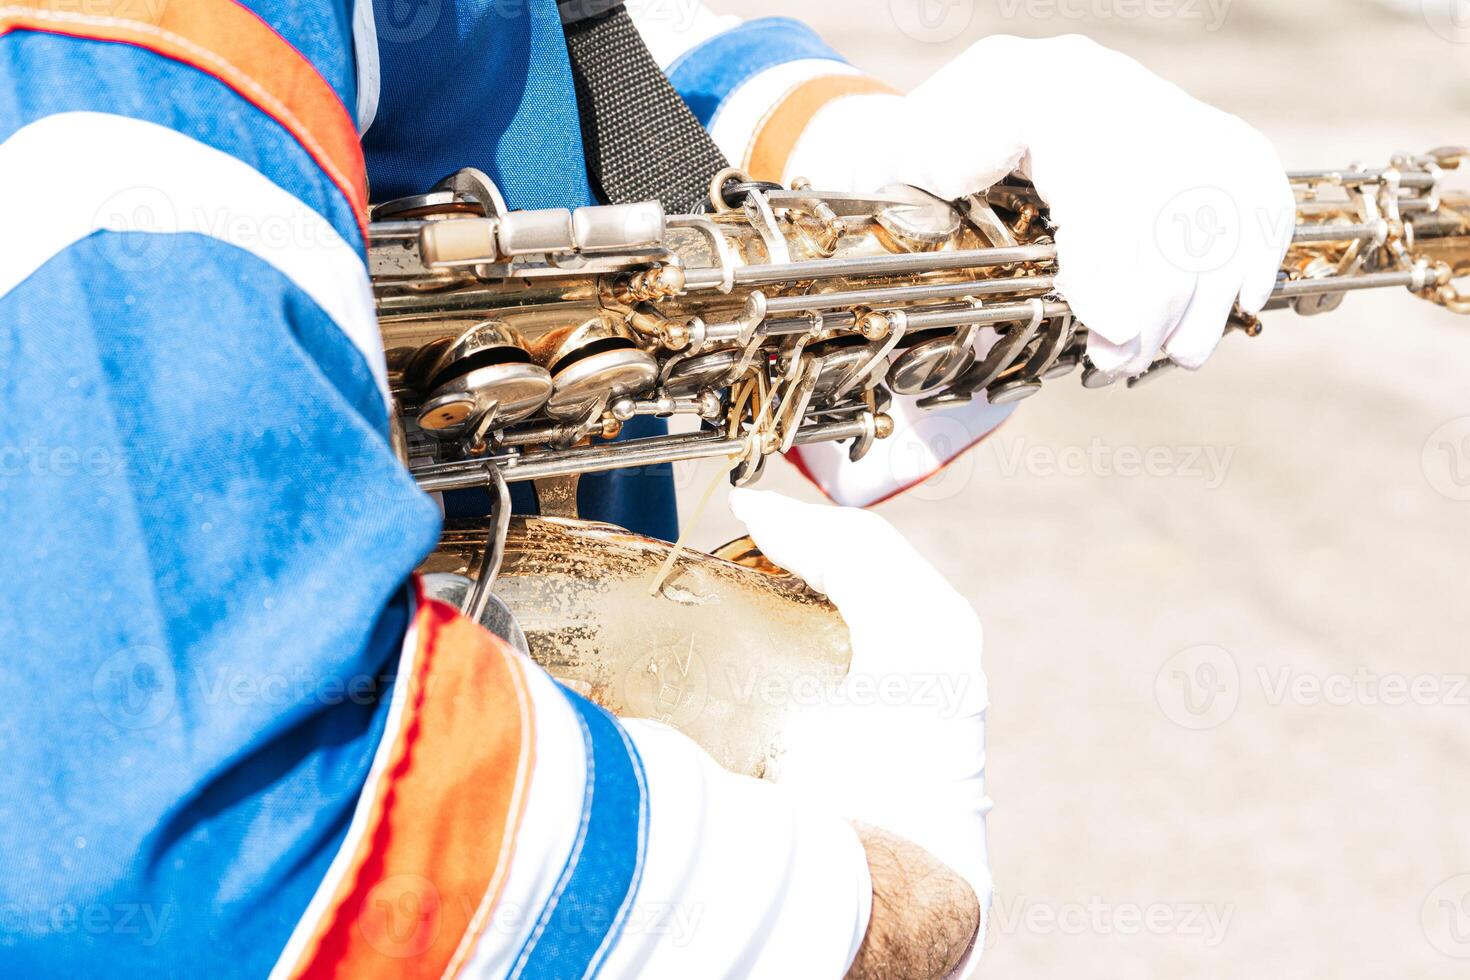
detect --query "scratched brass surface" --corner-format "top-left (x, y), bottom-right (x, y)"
top-left (422, 517), bottom-right (853, 778)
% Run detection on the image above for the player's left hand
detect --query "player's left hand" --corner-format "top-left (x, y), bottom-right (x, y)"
top-left (786, 34), bottom-right (1296, 379)
top-left (727, 488), bottom-right (992, 914)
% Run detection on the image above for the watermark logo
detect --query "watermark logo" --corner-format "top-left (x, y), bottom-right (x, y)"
top-left (726, 666), bottom-right (974, 717)
top-left (46, 0), bottom-right (170, 16)
top-left (1422, 416), bottom-right (1470, 501)
top-left (1422, 0), bottom-right (1470, 43)
top-left (1155, 644), bottom-right (1240, 730)
top-left (622, 637), bottom-right (710, 730)
top-left (1258, 666), bottom-right (1469, 708)
top-left (993, 0), bottom-right (1232, 31)
top-left (1157, 652), bottom-right (1470, 728)
top-left (94, 186), bottom-right (179, 274)
top-left (622, 0), bottom-right (703, 33)
top-left (0, 442), bottom-right (182, 491)
top-left (889, 0), bottom-right (975, 44)
top-left (93, 645), bottom-right (177, 730)
top-left (377, 0), bottom-right (443, 44)
top-left (91, 185), bottom-right (359, 276)
top-left (359, 873), bottom-right (442, 959)
top-left (991, 437), bottom-right (1236, 488)
top-left (896, 414), bottom-right (982, 503)
top-left (989, 894), bottom-right (1234, 946)
top-left (1422, 874), bottom-right (1470, 958)
top-left (0, 901), bottom-right (172, 945)
top-left (1154, 186), bottom-right (1241, 275)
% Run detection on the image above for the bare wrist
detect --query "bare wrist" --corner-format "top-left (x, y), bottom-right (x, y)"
top-left (845, 822), bottom-right (980, 980)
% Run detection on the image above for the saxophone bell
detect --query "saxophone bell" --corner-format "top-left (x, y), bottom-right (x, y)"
top-left (427, 516), bottom-right (853, 780)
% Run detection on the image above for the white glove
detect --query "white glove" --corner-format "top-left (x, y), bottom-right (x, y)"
top-left (727, 488), bottom-right (992, 922)
top-left (785, 34), bottom-right (1296, 378)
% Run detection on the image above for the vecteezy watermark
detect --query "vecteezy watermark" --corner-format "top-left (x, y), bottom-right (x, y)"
top-left (1257, 666), bottom-right (1470, 708)
top-left (1154, 644), bottom-right (1241, 730)
top-left (621, 639), bottom-right (711, 730)
top-left (725, 666), bottom-right (977, 717)
top-left (0, 442), bottom-right (180, 483)
top-left (94, 186), bottom-right (179, 274)
top-left (357, 873), bottom-right (705, 960)
top-left (618, 0), bottom-right (707, 34)
top-left (889, 0), bottom-right (976, 44)
top-left (92, 187), bottom-right (358, 274)
top-left (0, 901), bottom-right (172, 946)
top-left (1422, 416), bottom-right (1470, 501)
top-left (1422, 874), bottom-right (1470, 958)
top-left (994, 0), bottom-right (1232, 31)
top-left (42, 0), bottom-right (169, 16)
top-left (359, 873), bottom-right (442, 959)
top-left (1156, 646), bottom-right (1470, 730)
top-left (989, 895), bottom-right (1235, 946)
top-left (991, 437), bottom-right (1237, 489)
top-left (1153, 188), bottom-right (1300, 277)
top-left (92, 656), bottom-right (398, 731)
top-left (376, 0), bottom-right (444, 44)
top-left (1154, 186), bottom-right (1242, 275)
top-left (1420, 0), bottom-right (1470, 44)
top-left (192, 665), bottom-right (389, 711)
top-left (92, 646), bottom-right (178, 731)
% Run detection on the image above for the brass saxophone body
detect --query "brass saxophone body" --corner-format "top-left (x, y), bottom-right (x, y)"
top-left (370, 154), bottom-right (1470, 776)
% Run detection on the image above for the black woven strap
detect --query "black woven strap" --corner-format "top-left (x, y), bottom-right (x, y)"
top-left (561, 3), bottom-right (730, 213)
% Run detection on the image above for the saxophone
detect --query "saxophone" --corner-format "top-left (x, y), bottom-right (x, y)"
top-left (371, 153), bottom-right (1470, 777)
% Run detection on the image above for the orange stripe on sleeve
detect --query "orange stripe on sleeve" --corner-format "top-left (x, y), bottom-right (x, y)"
top-left (286, 580), bottom-right (535, 979)
top-left (744, 74), bottom-right (898, 184)
top-left (0, 0), bottom-right (369, 241)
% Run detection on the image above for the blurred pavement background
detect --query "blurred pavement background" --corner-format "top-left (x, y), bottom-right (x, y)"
top-left (682, 1), bottom-right (1470, 975)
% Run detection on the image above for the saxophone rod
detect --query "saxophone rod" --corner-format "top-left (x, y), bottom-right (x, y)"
top-left (681, 244), bottom-right (1058, 290)
top-left (677, 216), bottom-right (1385, 291)
top-left (413, 419), bottom-right (875, 493)
top-left (1287, 168), bottom-right (1438, 189)
top-left (762, 269), bottom-right (1423, 333)
top-left (758, 276), bottom-right (1057, 313)
top-left (1271, 269), bottom-right (1420, 298)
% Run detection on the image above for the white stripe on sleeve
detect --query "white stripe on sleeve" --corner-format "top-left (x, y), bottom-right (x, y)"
top-left (0, 111), bottom-right (388, 408)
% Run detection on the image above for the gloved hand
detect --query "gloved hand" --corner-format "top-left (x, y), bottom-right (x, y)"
top-left (785, 34), bottom-right (1295, 378)
top-left (727, 489), bottom-right (992, 935)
